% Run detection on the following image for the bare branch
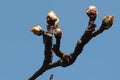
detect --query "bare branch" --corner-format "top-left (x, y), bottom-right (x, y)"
top-left (29, 6), bottom-right (114, 80)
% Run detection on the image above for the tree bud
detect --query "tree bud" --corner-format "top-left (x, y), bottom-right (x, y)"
top-left (101, 15), bottom-right (114, 29)
top-left (30, 25), bottom-right (44, 36)
top-left (47, 11), bottom-right (59, 29)
top-left (86, 5), bottom-right (98, 20)
top-left (54, 28), bottom-right (62, 37)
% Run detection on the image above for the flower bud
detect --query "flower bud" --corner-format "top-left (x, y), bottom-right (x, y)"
top-left (47, 11), bottom-right (59, 29)
top-left (54, 28), bottom-right (62, 38)
top-left (101, 15), bottom-right (114, 29)
top-left (86, 5), bottom-right (98, 20)
top-left (30, 25), bottom-right (44, 36)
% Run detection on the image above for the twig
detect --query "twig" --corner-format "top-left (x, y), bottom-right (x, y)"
top-left (29, 6), bottom-right (114, 80)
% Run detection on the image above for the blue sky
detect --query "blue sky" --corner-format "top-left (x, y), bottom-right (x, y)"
top-left (0, 0), bottom-right (120, 80)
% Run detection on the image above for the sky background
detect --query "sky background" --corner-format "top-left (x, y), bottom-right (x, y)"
top-left (0, 0), bottom-right (120, 80)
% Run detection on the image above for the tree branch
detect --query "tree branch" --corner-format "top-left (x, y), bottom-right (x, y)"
top-left (29, 6), bottom-right (114, 80)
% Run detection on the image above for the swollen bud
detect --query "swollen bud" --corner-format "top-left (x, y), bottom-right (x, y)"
top-left (30, 25), bottom-right (44, 36)
top-left (54, 28), bottom-right (62, 38)
top-left (100, 15), bottom-right (114, 30)
top-left (47, 11), bottom-right (59, 29)
top-left (86, 5), bottom-right (98, 20)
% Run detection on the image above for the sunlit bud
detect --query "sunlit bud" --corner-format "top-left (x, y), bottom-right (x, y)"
top-left (54, 28), bottom-right (62, 37)
top-left (30, 25), bottom-right (44, 36)
top-left (86, 5), bottom-right (98, 19)
top-left (47, 11), bottom-right (59, 29)
top-left (101, 15), bottom-right (114, 29)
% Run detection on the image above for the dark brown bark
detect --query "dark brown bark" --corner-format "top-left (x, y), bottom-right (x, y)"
top-left (28, 11), bottom-right (114, 80)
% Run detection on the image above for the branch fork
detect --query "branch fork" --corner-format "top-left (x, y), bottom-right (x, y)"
top-left (29, 6), bottom-right (114, 80)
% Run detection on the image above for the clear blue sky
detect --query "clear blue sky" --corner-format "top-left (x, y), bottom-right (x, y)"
top-left (0, 0), bottom-right (120, 80)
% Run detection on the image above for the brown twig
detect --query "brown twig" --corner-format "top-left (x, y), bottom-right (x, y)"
top-left (29, 6), bottom-right (114, 80)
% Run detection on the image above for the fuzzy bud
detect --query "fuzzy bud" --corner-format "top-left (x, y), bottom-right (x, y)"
top-left (100, 15), bottom-right (114, 29)
top-left (86, 5), bottom-right (98, 20)
top-left (47, 11), bottom-right (59, 29)
top-left (30, 25), bottom-right (44, 36)
top-left (54, 28), bottom-right (62, 38)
